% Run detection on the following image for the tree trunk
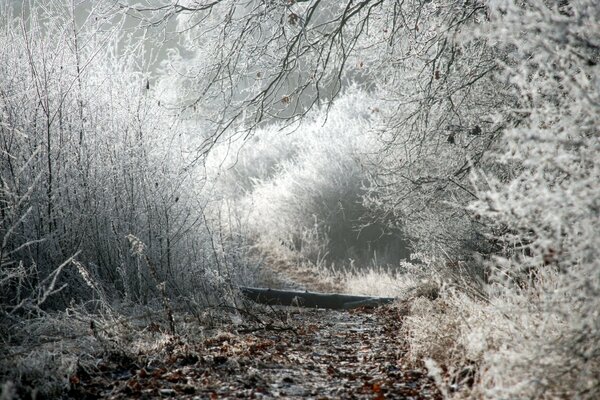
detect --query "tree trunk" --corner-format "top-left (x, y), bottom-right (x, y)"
top-left (240, 287), bottom-right (395, 310)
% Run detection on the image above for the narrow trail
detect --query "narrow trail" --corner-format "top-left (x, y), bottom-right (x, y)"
top-left (74, 306), bottom-right (440, 399)
top-left (72, 258), bottom-right (440, 399)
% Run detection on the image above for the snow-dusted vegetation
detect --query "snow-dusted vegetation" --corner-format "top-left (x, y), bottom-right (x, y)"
top-left (207, 88), bottom-right (409, 269)
top-left (1, 0), bottom-right (598, 398)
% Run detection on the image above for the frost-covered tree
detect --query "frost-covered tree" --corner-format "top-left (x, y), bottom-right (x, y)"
top-left (131, 0), bottom-right (509, 276)
top-left (358, 0), bottom-right (512, 273)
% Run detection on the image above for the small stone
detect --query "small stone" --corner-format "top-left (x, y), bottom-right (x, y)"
top-left (159, 388), bottom-right (176, 397)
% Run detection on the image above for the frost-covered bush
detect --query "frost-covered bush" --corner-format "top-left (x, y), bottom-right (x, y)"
top-left (0, 3), bottom-right (256, 395)
top-left (0, 1), bottom-right (244, 317)
top-left (213, 89), bottom-right (410, 267)
top-left (402, 1), bottom-right (600, 398)
top-left (468, 1), bottom-right (600, 397)
top-left (205, 125), bottom-right (303, 200)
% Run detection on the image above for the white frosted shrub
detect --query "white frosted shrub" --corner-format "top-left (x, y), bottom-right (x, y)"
top-left (251, 90), bottom-right (408, 266)
top-left (211, 88), bottom-right (409, 267)
top-left (403, 1), bottom-right (600, 398)
top-left (0, 1), bottom-right (237, 314)
top-left (403, 2), bottom-right (599, 396)
top-left (356, 0), bottom-right (507, 289)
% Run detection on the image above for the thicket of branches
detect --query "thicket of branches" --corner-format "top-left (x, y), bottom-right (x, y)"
top-left (144, 0), bottom-right (504, 276)
top-left (0, 1), bottom-right (255, 339)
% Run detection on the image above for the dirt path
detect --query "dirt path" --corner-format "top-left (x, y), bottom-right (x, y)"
top-left (72, 306), bottom-right (440, 399)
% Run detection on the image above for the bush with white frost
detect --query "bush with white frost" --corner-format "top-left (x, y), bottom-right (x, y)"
top-left (471, 1), bottom-right (600, 397)
top-left (402, 1), bottom-right (600, 398)
top-left (207, 89), bottom-right (410, 268)
top-left (1, 3), bottom-right (254, 396)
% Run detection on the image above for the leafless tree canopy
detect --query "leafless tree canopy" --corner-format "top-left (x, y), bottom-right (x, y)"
top-left (124, 1), bottom-right (497, 151)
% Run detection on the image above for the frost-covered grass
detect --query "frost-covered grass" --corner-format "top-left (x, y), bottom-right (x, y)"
top-left (0, 300), bottom-right (229, 399)
top-left (1, 305), bottom-right (106, 399)
top-left (402, 265), bottom-right (600, 399)
top-left (342, 268), bottom-right (411, 297)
